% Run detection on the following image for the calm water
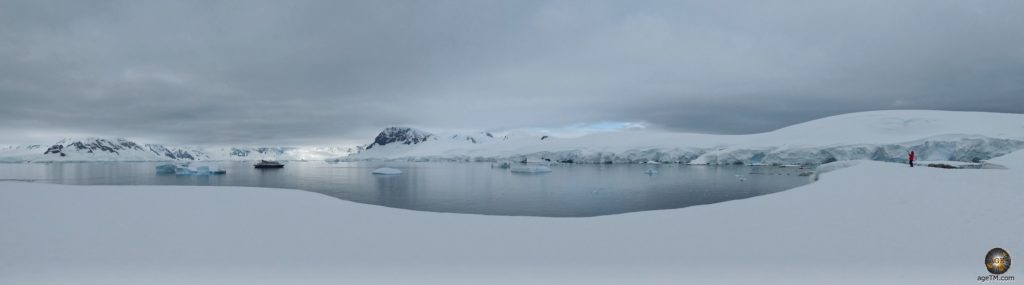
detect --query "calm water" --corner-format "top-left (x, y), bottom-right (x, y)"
top-left (0, 161), bottom-right (813, 217)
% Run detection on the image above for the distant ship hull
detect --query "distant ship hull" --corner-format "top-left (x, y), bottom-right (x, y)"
top-left (254, 160), bottom-right (285, 168)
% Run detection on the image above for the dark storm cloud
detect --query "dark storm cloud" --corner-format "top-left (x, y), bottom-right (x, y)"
top-left (1, 0), bottom-right (1023, 145)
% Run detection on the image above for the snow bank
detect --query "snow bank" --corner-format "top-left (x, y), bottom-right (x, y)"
top-left (987, 148), bottom-right (1024, 169)
top-left (811, 160), bottom-right (863, 181)
top-left (815, 160), bottom-right (863, 175)
top-left (3, 150), bottom-right (1022, 284)
top-left (344, 110), bottom-right (1024, 165)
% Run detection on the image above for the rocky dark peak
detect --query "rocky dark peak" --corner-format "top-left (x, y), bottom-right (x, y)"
top-left (170, 149), bottom-right (195, 160)
top-left (116, 138), bottom-right (144, 151)
top-left (44, 144), bottom-right (64, 155)
top-left (45, 137), bottom-right (133, 156)
top-left (366, 127), bottom-right (433, 149)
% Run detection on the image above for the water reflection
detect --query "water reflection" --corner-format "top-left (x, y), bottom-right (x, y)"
top-left (0, 161), bottom-right (813, 217)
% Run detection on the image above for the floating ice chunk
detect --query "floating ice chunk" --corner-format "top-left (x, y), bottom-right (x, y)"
top-left (491, 160), bottom-right (512, 169)
top-left (522, 157), bottom-right (549, 164)
top-left (155, 164), bottom-right (176, 174)
top-left (645, 161), bottom-right (660, 164)
top-left (173, 163), bottom-right (226, 176)
top-left (510, 165), bottom-right (552, 173)
top-left (644, 168), bottom-right (658, 175)
top-left (174, 165), bottom-right (194, 175)
top-left (193, 163), bottom-right (226, 175)
top-left (372, 167), bottom-right (403, 175)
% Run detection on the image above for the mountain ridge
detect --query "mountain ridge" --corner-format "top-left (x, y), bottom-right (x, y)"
top-left (0, 137), bottom-right (357, 162)
top-left (343, 110), bottom-right (1024, 165)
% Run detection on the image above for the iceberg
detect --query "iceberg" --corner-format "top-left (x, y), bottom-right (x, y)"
top-left (173, 164), bottom-right (226, 176)
top-left (174, 165), bottom-right (194, 175)
top-left (372, 167), bottom-right (403, 175)
top-left (491, 160), bottom-right (512, 168)
top-left (155, 164), bottom-right (176, 174)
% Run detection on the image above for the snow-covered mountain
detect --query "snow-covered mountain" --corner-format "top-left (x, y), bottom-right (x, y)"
top-left (6, 110), bottom-right (1022, 164)
top-left (365, 127), bottom-right (434, 149)
top-left (0, 137), bottom-right (357, 162)
top-left (343, 110), bottom-right (1024, 165)
top-left (363, 127), bottom-right (516, 149)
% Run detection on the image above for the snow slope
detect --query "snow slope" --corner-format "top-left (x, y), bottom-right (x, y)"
top-left (345, 110), bottom-right (1024, 165)
top-left (2, 150), bottom-right (1022, 284)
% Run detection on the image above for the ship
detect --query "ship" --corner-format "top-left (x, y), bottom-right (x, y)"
top-left (253, 160), bottom-right (284, 169)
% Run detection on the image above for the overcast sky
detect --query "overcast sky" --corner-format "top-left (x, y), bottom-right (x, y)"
top-left (2, 0), bottom-right (1023, 146)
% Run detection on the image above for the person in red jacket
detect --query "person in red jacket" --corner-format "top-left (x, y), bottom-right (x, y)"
top-left (908, 150), bottom-right (915, 167)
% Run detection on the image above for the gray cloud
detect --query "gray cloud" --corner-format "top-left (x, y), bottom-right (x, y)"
top-left (1, 0), bottom-right (1023, 145)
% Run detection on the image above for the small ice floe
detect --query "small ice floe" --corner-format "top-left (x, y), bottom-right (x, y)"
top-left (734, 174), bottom-right (747, 181)
top-left (644, 168), bottom-right (658, 175)
top-left (372, 167), bottom-right (403, 175)
top-left (195, 166), bottom-right (212, 175)
top-left (645, 160), bottom-right (661, 164)
top-left (491, 160), bottom-right (512, 169)
top-left (510, 165), bottom-right (552, 173)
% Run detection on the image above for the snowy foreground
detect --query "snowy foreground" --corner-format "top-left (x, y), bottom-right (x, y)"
top-left (2, 151), bottom-right (1022, 284)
